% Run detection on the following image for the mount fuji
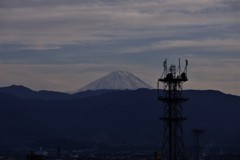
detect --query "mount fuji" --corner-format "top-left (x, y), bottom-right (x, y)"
top-left (78, 70), bottom-right (153, 91)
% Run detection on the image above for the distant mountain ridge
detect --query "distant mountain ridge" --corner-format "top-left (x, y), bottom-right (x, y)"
top-left (77, 70), bottom-right (153, 91)
top-left (0, 85), bottom-right (238, 100)
top-left (0, 85), bottom-right (72, 100)
top-left (0, 89), bottom-right (239, 152)
top-left (0, 85), bottom-right (119, 100)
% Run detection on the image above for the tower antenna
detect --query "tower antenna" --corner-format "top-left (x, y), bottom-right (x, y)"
top-left (157, 58), bottom-right (189, 160)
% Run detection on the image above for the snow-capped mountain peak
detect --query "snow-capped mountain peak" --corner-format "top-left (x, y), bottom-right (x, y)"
top-left (78, 70), bottom-right (153, 91)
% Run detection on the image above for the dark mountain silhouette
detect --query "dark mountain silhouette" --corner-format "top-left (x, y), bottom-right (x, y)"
top-left (0, 88), bottom-right (239, 152)
top-left (0, 85), bottom-right (35, 95)
top-left (0, 85), bottom-right (72, 100)
top-left (0, 85), bottom-right (117, 100)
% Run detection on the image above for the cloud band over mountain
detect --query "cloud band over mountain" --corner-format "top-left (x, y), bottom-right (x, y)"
top-left (0, 0), bottom-right (239, 95)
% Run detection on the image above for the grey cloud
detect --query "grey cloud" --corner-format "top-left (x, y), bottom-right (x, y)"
top-left (0, 0), bottom-right (85, 8)
top-left (221, 0), bottom-right (240, 12)
top-left (1, 0), bottom-right (238, 49)
top-left (0, 0), bottom-right (239, 95)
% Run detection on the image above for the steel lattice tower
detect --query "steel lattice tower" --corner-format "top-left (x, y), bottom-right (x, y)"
top-left (192, 129), bottom-right (204, 160)
top-left (157, 59), bottom-right (188, 160)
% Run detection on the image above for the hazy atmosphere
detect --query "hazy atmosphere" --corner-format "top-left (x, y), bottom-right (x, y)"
top-left (0, 0), bottom-right (239, 95)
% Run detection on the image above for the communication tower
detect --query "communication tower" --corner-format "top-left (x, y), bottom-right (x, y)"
top-left (192, 129), bottom-right (204, 160)
top-left (157, 58), bottom-right (188, 160)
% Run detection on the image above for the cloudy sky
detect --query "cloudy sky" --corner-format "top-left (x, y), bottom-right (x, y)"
top-left (0, 0), bottom-right (239, 95)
